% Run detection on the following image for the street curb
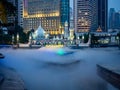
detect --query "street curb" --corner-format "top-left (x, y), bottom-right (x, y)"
top-left (0, 74), bottom-right (4, 85)
top-left (0, 65), bottom-right (27, 90)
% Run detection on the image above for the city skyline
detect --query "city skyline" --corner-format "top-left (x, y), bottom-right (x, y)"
top-left (70, 0), bottom-right (120, 11)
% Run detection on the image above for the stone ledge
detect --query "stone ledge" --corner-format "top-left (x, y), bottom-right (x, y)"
top-left (97, 64), bottom-right (120, 89)
top-left (0, 65), bottom-right (27, 90)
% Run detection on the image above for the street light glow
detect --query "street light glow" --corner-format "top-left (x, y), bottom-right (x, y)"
top-left (57, 49), bottom-right (65, 55)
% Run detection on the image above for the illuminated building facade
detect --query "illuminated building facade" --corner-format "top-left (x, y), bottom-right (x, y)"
top-left (74, 0), bottom-right (107, 33)
top-left (23, 0), bottom-right (69, 35)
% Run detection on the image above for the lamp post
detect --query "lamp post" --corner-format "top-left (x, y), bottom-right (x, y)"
top-left (29, 29), bottom-right (34, 48)
top-left (17, 33), bottom-right (19, 48)
top-left (29, 32), bottom-right (33, 48)
top-left (12, 35), bottom-right (14, 45)
top-left (82, 35), bottom-right (84, 43)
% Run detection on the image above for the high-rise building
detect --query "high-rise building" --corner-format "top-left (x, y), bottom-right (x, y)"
top-left (70, 7), bottom-right (73, 28)
top-left (18, 0), bottom-right (23, 27)
top-left (114, 12), bottom-right (120, 29)
top-left (98, 0), bottom-right (108, 32)
top-left (23, 0), bottom-right (69, 35)
top-left (109, 8), bottom-right (120, 30)
top-left (74, 0), bottom-right (108, 34)
top-left (109, 8), bottom-right (115, 29)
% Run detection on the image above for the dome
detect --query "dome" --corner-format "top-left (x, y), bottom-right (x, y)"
top-left (34, 25), bottom-right (46, 40)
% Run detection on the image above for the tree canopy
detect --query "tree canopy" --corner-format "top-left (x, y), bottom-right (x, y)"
top-left (0, 0), bottom-right (16, 16)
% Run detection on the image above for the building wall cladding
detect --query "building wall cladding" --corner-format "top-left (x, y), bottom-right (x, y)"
top-left (109, 8), bottom-right (120, 30)
top-left (23, 0), bottom-right (69, 35)
top-left (74, 0), bottom-right (108, 33)
top-left (60, 0), bottom-right (70, 27)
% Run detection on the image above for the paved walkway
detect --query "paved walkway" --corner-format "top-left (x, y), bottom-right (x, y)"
top-left (0, 64), bottom-right (26, 90)
top-left (97, 63), bottom-right (120, 89)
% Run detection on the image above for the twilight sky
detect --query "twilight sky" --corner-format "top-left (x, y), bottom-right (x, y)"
top-left (70, 0), bottom-right (120, 12)
top-left (109, 0), bottom-right (120, 11)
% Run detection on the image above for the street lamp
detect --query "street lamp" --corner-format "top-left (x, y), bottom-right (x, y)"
top-left (29, 32), bottom-right (33, 48)
top-left (12, 35), bottom-right (14, 45)
top-left (82, 35), bottom-right (84, 43)
top-left (17, 33), bottom-right (19, 48)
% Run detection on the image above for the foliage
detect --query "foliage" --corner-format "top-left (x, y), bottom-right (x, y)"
top-left (0, 29), bottom-right (12, 44)
top-left (16, 26), bottom-right (28, 43)
top-left (0, 0), bottom-right (16, 16)
top-left (83, 33), bottom-right (89, 43)
top-left (91, 33), bottom-right (99, 45)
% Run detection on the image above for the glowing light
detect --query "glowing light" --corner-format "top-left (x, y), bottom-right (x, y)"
top-left (45, 45), bottom-right (64, 48)
top-left (23, 12), bottom-right (60, 18)
top-left (57, 49), bottom-right (65, 56)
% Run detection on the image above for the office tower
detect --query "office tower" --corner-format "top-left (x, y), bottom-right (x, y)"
top-left (98, 0), bottom-right (108, 32)
top-left (74, 0), bottom-right (108, 33)
top-left (18, 0), bottom-right (23, 27)
top-left (114, 12), bottom-right (120, 29)
top-left (70, 7), bottom-right (73, 28)
top-left (109, 8), bottom-right (120, 30)
top-left (109, 8), bottom-right (115, 29)
top-left (23, 0), bottom-right (69, 36)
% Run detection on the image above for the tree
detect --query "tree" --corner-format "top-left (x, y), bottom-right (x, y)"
top-left (0, 0), bottom-right (16, 16)
top-left (90, 33), bottom-right (99, 47)
top-left (83, 33), bottom-right (89, 43)
top-left (17, 26), bottom-right (28, 43)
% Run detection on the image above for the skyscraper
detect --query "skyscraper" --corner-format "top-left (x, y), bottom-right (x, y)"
top-left (98, 0), bottom-right (108, 32)
top-left (74, 0), bottom-right (108, 34)
top-left (114, 12), bottom-right (120, 29)
top-left (23, 0), bottom-right (69, 36)
top-left (109, 8), bottom-right (120, 30)
top-left (18, 0), bottom-right (23, 27)
top-left (109, 8), bottom-right (115, 29)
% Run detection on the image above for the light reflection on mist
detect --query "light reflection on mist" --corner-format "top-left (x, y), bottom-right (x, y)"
top-left (0, 47), bottom-right (119, 90)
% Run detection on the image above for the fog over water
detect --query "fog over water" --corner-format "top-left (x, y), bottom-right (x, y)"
top-left (0, 47), bottom-right (119, 90)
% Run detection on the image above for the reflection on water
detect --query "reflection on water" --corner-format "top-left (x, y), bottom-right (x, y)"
top-left (0, 47), bottom-right (119, 90)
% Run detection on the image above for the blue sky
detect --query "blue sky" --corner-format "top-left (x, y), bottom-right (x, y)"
top-left (70, 0), bottom-right (120, 12)
top-left (109, 0), bottom-right (120, 11)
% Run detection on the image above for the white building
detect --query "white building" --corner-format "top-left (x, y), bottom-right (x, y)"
top-left (33, 25), bottom-right (46, 40)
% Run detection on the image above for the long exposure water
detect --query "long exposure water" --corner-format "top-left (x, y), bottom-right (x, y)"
top-left (0, 47), bottom-right (119, 90)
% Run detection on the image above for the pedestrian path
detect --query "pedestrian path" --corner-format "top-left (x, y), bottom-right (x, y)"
top-left (0, 64), bottom-right (27, 90)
